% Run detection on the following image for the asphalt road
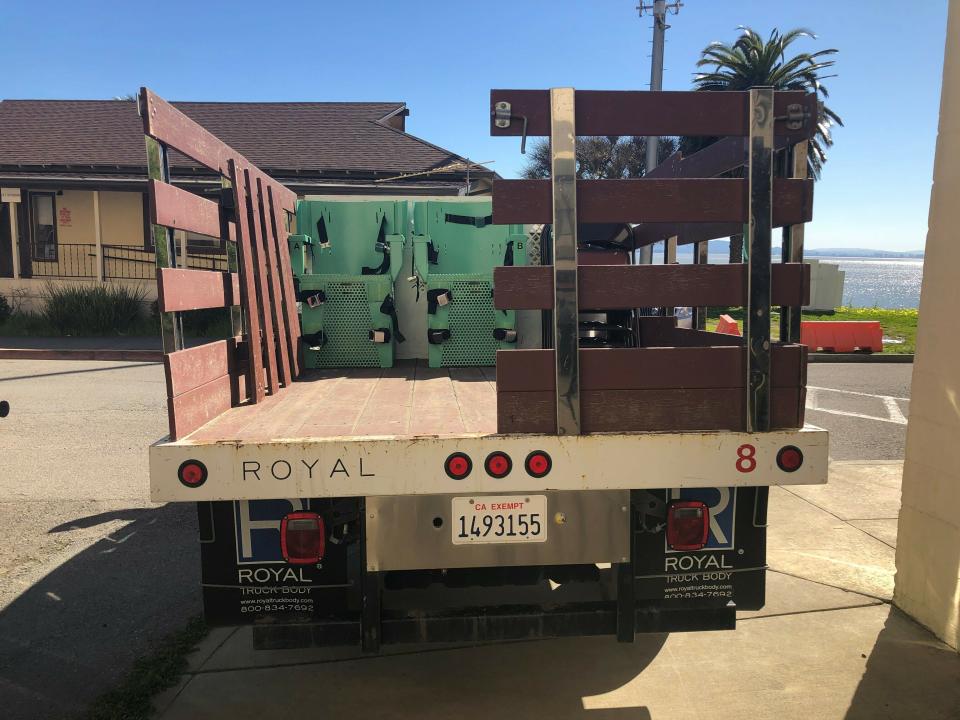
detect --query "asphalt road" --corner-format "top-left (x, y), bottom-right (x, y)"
top-left (806, 363), bottom-right (913, 461)
top-left (0, 358), bottom-right (913, 718)
top-left (0, 358), bottom-right (199, 720)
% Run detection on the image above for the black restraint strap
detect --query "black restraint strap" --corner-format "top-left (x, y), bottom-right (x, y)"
top-left (444, 213), bottom-right (493, 229)
top-left (362, 218), bottom-right (390, 275)
top-left (379, 294), bottom-right (405, 343)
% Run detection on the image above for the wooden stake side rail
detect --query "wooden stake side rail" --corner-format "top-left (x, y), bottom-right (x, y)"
top-left (490, 86), bottom-right (814, 436)
top-left (492, 177), bottom-right (812, 226)
top-left (140, 87), bottom-right (300, 440)
top-left (493, 263), bottom-right (810, 310)
top-left (489, 90), bottom-right (819, 140)
top-left (496, 346), bottom-right (807, 434)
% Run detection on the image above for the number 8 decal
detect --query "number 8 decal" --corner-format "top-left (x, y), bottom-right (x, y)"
top-left (736, 443), bottom-right (757, 473)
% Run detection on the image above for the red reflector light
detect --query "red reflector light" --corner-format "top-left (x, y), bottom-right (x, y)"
top-left (177, 459), bottom-right (207, 488)
top-left (667, 501), bottom-right (709, 551)
top-left (281, 512), bottom-right (325, 565)
top-left (484, 451), bottom-right (512, 479)
top-left (524, 450), bottom-right (552, 478)
top-left (777, 445), bottom-right (804, 473)
top-left (444, 452), bottom-right (472, 480)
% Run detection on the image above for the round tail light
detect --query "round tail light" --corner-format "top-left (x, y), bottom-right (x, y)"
top-left (777, 446), bottom-right (804, 473)
top-left (484, 451), bottom-right (512, 479)
top-left (444, 452), bottom-right (472, 480)
top-left (524, 450), bottom-right (552, 478)
top-left (178, 459), bottom-right (208, 488)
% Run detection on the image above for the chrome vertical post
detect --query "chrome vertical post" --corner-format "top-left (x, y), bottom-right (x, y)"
top-left (692, 240), bottom-right (708, 330)
top-left (746, 87), bottom-right (774, 432)
top-left (550, 88), bottom-right (581, 436)
top-left (780, 139), bottom-right (808, 343)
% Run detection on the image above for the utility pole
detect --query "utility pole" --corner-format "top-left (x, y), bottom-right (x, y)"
top-left (638, 0), bottom-right (681, 174)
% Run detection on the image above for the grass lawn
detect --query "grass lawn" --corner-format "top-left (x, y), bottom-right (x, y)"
top-left (705, 306), bottom-right (918, 354)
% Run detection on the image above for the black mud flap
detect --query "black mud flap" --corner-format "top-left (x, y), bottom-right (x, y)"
top-left (197, 499), bottom-right (360, 626)
top-left (633, 486), bottom-right (768, 613)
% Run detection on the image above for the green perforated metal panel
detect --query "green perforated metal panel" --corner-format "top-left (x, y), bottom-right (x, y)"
top-left (427, 274), bottom-right (515, 367)
top-left (308, 281), bottom-right (379, 368)
top-left (299, 275), bottom-right (395, 369)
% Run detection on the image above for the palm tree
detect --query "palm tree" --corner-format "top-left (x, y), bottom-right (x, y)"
top-left (689, 26), bottom-right (842, 179)
top-left (684, 27), bottom-right (842, 262)
top-left (521, 135), bottom-right (679, 179)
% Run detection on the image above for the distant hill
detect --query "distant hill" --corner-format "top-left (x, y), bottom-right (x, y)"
top-left (660, 240), bottom-right (924, 259)
top-left (804, 247), bottom-right (925, 259)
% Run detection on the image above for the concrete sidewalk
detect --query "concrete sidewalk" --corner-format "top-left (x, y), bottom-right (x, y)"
top-left (155, 461), bottom-right (960, 720)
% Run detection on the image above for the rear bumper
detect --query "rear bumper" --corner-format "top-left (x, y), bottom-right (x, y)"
top-left (150, 425), bottom-right (828, 502)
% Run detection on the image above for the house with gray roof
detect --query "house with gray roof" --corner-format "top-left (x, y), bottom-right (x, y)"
top-left (0, 98), bottom-right (491, 304)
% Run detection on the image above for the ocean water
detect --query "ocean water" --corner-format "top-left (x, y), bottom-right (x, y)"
top-left (683, 254), bottom-right (923, 310)
top-left (818, 257), bottom-right (923, 309)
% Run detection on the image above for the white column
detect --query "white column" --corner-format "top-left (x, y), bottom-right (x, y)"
top-left (894, 0), bottom-right (960, 651)
top-left (92, 191), bottom-right (103, 282)
top-left (8, 200), bottom-right (19, 279)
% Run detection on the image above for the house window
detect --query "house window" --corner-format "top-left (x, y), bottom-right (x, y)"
top-left (30, 192), bottom-right (57, 261)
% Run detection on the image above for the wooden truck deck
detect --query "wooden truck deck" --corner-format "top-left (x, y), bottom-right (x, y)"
top-left (184, 361), bottom-right (497, 443)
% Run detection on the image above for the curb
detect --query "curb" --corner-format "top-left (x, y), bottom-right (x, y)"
top-left (0, 348), bottom-right (163, 362)
top-left (809, 353), bottom-right (913, 363)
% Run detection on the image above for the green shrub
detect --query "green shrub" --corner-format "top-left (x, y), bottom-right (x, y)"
top-left (41, 283), bottom-right (148, 336)
top-left (0, 294), bottom-right (11, 324)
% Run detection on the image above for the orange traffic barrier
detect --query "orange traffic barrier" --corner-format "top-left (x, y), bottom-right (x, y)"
top-left (800, 321), bottom-right (883, 353)
top-left (715, 314), bottom-right (742, 336)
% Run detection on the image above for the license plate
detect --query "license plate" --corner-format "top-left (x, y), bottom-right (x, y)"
top-left (451, 495), bottom-right (547, 545)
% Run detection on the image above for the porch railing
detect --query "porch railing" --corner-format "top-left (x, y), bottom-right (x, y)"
top-left (28, 243), bottom-right (229, 281)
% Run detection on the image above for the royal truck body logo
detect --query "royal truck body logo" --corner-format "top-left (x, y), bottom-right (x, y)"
top-left (234, 499), bottom-right (306, 565)
top-left (666, 487), bottom-right (736, 552)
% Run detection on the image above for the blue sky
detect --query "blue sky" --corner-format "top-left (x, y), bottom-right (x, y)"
top-left (0, 1), bottom-right (948, 250)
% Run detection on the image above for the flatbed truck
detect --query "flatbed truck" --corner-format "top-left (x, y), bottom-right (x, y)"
top-left (141, 85), bottom-right (826, 651)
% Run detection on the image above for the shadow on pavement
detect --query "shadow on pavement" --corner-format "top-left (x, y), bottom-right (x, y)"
top-left (169, 632), bottom-right (666, 720)
top-left (844, 606), bottom-right (960, 720)
top-left (0, 504), bottom-right (200, 720)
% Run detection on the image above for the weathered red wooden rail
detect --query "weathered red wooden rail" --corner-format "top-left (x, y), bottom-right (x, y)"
top-left (492, 177), bottom-right (812, 225)
top-left (489, 89), bottom-right (818, 139)
top-left (141, 87), bottom-right (300, 440)
top-left (496, 345), bottom-right (807, 433)
top-left (493, 263), bottom-right (810, 310)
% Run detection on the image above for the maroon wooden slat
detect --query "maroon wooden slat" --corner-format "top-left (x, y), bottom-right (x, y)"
top-left (267, 184), bottom-right (302, 378)
top-left (168, 375), bottom-right (233, 440)
top-left (141, 88), bottom-right (231, 174)
top-left (164, 339), bottom-right (233, 397)
top-left (156, 268), bottom-right (240, 312)
top-left (229, 161), bottom-right (266, 403)
top-left (149, 180), bottom-right (221, 238)
top-left (494, 263), bottom-right (810, 310)
top-left (243, 168), bottom-right (280, 395)
top-left (578, 248), bottom-right (630, 265)
top-left (632, 221), bottom-right (745, 248)
top-left (492, 178), bottom-right (812, 225)
top-left (637, 317), bottom-right (744, 348)
top-left (141, 87), bottom-right (297, 218)
top-left (496, 345), bottom-right (805, 392)
top-left (254, 173), bottom-right (292, 387)
top-left (489, 90), bottom-right (818, 140)
top-left (497, 387), bottom-right (803, 434)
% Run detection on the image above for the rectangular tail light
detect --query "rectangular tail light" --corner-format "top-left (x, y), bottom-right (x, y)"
top-left (280, 511), bottom-right (325, 564)
top-left (667, 500), bottom-right (709, 551)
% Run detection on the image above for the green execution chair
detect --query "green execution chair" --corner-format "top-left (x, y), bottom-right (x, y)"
top-left (412, 199), bottom-right (527, 367)
top-left (289, 200), bottom-right (406, 369)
